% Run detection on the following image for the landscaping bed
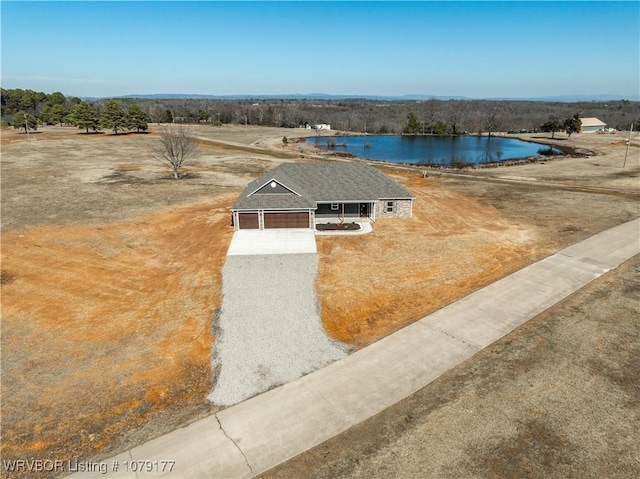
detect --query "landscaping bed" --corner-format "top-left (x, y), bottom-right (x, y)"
top-left (316, 222), bottom-right (362, 231)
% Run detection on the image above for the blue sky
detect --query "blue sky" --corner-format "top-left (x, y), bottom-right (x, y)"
top-left (1, 1), bottom-right (639, 99)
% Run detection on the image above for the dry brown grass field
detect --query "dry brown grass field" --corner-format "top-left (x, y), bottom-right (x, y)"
top-left (1, 124), bottom-right (638, 478)
top-left (262, 255), bottom-right (640, 479)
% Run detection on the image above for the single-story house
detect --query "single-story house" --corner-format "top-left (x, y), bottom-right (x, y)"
top-left (580, 117), bottom-right (607, 133)
top-left (231, 161), bottom-right (413, 230)
top-left (304, 123), bottom-right (331, 130)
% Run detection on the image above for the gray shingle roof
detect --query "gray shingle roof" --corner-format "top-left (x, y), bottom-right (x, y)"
top-left (233, 161), bottom-right (413, 210)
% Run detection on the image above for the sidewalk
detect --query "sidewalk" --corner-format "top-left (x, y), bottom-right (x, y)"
top-left (70, 218), bottom-right (639, 479)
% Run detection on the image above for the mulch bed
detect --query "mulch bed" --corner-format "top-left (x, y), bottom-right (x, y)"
top-left (316, 222), bottom-right (362, 231)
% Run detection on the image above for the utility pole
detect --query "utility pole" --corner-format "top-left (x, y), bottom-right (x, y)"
top-left (623, 121), bottom-right (633, 168)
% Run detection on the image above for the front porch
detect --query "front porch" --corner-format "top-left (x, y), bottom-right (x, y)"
top-left (315, 202), bottom-right (374, 221)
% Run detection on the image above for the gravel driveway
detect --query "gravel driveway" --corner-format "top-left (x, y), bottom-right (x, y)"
top-left (209, 253), bottom-right (349, 406)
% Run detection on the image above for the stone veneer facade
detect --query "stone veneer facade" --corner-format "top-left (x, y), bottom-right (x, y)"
top-left (374, 199), bottom-right (413, 219)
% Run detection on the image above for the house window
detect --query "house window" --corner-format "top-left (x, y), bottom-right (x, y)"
top-left (385, 201), bottom-right (395, 213)
top-left (331, 203), bottom-right (339, 211)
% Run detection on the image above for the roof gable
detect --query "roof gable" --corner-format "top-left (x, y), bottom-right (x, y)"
top-left (249, 178), bottom-right (300, 196)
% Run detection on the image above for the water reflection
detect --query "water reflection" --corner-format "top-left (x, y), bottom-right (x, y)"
top-left (309, 135), bottom-right (562, 166)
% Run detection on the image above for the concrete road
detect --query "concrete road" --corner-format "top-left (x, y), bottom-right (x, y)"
top-left (68, 218), bottom-right (639, 479)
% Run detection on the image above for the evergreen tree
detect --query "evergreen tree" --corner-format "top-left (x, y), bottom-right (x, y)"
top-left (126, 103), bottom-right (149, 132)
top-left (540, 115), bottom-right (563, 138)
top-left (12, 111), bottom-right (38, 133)
top-left (41, 103), bottom-right (67, 125)
top-left (403, 112), bottom-right (422, 134)
top-left (100, 100), bottom-right (127, 134)
top-left (564, 114), bottom-right (582, 138)
top-left (433, 121), bottom-right (450, 135)
top-left (197, 109), bottom-right (209, 123)
top-left (47, 91), bottom-right (66, 105)
top-left (68, 101), bottom-right (100, 133)
top-left (161, 109), bottom-right (174, 124)
top-left (49, 104), bottom-right (68, 125)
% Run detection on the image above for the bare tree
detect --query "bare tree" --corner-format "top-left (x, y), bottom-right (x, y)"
top-left (255, 104), bottom-right (265, 125)
top-left (152, 125), bottom-right (198, 179)
top-left (446, 101), bottom-right (469, 135)
top-left (422, 99), bottom-right (440, 134)
top-left (484, 112), bottom-right (502, 137)
top-left (199, 100), bottom-right (214, 125)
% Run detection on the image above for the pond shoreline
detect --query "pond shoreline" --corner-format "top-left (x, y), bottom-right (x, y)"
top-left (301, 132), bottom-right (591, 170)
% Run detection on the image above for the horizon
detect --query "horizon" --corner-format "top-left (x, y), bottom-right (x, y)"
top-left (85, 92), bottom-right (638, 102)
top-left (2, 89), bottom-right (637, 103)
top-left (1, 1), bottom-right (639, 100)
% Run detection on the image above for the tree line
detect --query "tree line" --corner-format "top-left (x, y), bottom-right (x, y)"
top-left (2, 88), bottom-right (639, 135)
top-left (402, 111), bottom-right (586, 137)
top-left (539, 114), bottom-right (582, 138)
top-left (1, 89), bottom-right (149, 134)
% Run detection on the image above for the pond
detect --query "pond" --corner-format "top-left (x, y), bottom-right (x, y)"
top-left (306, 135), bottom-right (562, 166)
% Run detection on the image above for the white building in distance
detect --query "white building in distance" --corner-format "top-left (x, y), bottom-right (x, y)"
top-left (580, 117), bottom-right (607, 133)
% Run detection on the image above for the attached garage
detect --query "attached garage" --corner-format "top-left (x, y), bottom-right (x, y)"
top-left (237, 213), bottom-right (259, 229)
top-left (263, 211), bottom-right (310, 229)
top-left (231, 162), bottom-right (413, 231)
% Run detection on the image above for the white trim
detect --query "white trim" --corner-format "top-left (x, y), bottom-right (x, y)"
top-left (259, 209), bottom-right (313, 213)
top-left (378, 197), bottom-right (414, 200)
top-left (234, 209), bottom-right (314, 230)
top-left (247, 178), bottom-right (302, 197)
top-left (235, 211), bottom-right (260, 231)
top-left (385, 200), bottom-right (396, 213)
top-left (319, 199), bottom-right (371, 203)
top-left (317, 198), bottom-right (412, 203)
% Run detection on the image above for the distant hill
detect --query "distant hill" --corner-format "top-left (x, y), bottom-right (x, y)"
top-left (5, 86), bottom-right (636, 134)
top-left (112, 93), bottom-right (637, 102)
top-left (488, 94), bottom-right (635, 102)
top-left (114, 93), bottom-right (470, 101)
